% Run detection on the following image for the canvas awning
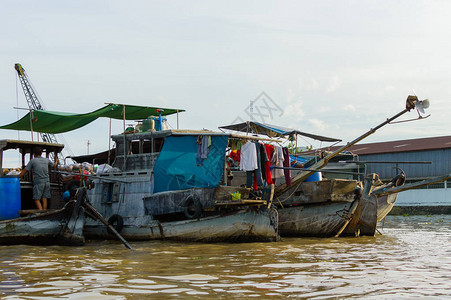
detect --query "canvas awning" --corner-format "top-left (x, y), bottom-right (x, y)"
top-left (0, 104), bottom-right (184, 134)
top-left (153, 135), bottom-right (229, 193)
top-left (219, 121), bottom-right (341, 142)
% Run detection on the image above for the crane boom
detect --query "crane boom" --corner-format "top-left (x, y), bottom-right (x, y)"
top-left (14, 63), bottom-right (63, 160)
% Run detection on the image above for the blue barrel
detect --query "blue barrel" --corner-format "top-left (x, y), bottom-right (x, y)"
top-left (0, 177), bottom-right (21, 220)
top-left (305, 172), bottom-right (322, 182)
top-left (291, 155), bottom-right (322, 182)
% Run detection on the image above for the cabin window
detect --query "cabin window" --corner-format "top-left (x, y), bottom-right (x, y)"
top-left (101, 182), bottom-right (121, 203)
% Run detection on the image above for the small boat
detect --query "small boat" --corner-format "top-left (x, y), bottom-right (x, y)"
top-left (0, 139), bottom-right (87, 246)
top-left (373, 174), bottom-right (451, 222)
top-left (340, 171), bottom-right (451, 237)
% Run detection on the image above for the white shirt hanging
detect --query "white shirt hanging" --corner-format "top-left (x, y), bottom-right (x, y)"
top-left (240, 142), bottom-right (258, 171)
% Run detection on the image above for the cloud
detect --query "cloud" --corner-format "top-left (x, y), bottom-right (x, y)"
top-left (309, 118), bottom-right (328, 132)
top-left (342, 104), bottom-right (356, 112)
top-left (298, 78), bottom-right (320, 91)
top-left (283, 102), bottom-right (305, 118)
top-left (326, 76), bottom-right (341, 93)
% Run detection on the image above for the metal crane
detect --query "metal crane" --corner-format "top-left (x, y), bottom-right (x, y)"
top-left (14, 63), bottom-right (71, 162)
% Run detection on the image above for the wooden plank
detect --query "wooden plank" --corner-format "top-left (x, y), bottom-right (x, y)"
top-left (214, 186), bottom-right (250, 201)
top-left (19, 209), bottom-right (56, 217)
top-left (215, 199), bottom-right (266, 206)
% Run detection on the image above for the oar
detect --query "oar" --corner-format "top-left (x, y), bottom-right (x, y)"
top-left (84, 202), bottom-right (134, 250)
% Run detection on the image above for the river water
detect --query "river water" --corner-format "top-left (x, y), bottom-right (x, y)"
top-left (1, 215), bottom-right (450, 299)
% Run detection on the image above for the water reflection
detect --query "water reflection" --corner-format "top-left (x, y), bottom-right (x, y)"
top-left (0, 215), bottom-right (450, 299)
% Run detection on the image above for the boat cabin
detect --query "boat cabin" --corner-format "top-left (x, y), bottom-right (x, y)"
top-left (0, 139), bottom-right (64, 214)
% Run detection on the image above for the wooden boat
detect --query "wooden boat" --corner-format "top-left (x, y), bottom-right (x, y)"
top-left (81, 129), bottom-right (279, 242)
top-left (0, 139), bottom-right (86, 245)
top-left (373, 174), bottom-right (451, 222)
top-left (0, 139), bottom-right (66, 211)
top-left (0, 96), bottom-right (431, 241)
top-left (0, 188), bottom-right (86, 246)
top-left (340, 173), bottom-right (451, 237)
top-left (270, 95), bottom-right (432, 237)
top-left (276, 179), bottom-right (361, 237)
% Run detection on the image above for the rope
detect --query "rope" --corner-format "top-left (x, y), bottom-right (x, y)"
top-left (274, 181), bottom-right (304, 206)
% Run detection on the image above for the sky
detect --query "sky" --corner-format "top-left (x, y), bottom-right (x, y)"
top-left (1, 1), bottom-right (450, 166)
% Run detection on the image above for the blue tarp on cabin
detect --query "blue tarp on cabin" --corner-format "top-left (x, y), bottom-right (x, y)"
top-left (153, 135), bottom-right (228, 193)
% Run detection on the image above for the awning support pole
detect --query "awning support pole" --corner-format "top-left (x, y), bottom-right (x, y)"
top-left (108, 117), bottom-right (111, 165)
top-left (29, 110), bottom-right (34, 141)
top-left (123, 105), bottom-right (126, 171)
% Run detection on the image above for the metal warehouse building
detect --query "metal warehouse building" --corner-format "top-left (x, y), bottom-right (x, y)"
top-left (322, 135), bottom-right (451, 208)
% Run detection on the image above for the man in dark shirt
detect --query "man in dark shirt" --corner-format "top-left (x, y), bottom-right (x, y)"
top-left (19, 147), bottom-right (58, 210)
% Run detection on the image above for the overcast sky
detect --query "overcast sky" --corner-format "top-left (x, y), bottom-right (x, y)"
top-left (1, 1), bottom-right (450, 165)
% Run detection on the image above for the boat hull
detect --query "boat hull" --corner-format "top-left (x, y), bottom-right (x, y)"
top-left (376, 193), bottom-right (398, 222)
top-left (0, 200), bottom-right (85, 246)
top-left (278, 200), bottom-right (358, 237)
top-left (85, 208), bottom-right (279, 243)
top-left (149, 208), bottom-right (278, 242)
top-left (341, 174), bottom-right (401, 237)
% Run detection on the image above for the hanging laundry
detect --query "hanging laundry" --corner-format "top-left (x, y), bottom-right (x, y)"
top-left (259, 143), bottom-right (268, 183)
top-left (196, 136), bottom-right (210, 166)
top-left (240, 141), bottom-right (258, 171)
top-left (251, 142), bottom-right (264, 190)
top-left (263, 144), bottom-right (273, 185)
top-left (271, 145), bottom-right (284, 179)
top-left (236, 140), bottom-right (242, 150)
top-left (282, 147), bottom-right (292, 186)
top-left (240, 141), bottom-right (263, 190)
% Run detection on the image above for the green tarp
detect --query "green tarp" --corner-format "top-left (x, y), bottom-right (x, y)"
top-left (0, 104), bottom-right (184, 134)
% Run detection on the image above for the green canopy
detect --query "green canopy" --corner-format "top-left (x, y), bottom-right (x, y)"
top-left (0, 104), bottom-right (184, 134)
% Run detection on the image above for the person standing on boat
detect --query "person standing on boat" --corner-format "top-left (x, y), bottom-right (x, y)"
top-left (19, 147), bottom-right (58, 210)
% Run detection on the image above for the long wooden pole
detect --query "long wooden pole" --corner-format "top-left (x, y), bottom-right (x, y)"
top-left (274, 97), bottom-right (418, 197)
top-left (85, 202), bottom-right (134, 250)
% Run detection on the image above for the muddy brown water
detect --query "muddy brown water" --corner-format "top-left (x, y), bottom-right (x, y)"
top-left (1, 215), bottom-right (450, 299)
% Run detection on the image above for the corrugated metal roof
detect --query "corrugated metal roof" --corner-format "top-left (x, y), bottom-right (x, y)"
top-left (308, 135), bottom-right (451, 155)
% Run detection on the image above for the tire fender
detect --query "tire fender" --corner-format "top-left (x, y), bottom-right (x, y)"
top-left (107, 214), bottom-right (124, 234)
top-left (184, 195), bottom-right (202, 219)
